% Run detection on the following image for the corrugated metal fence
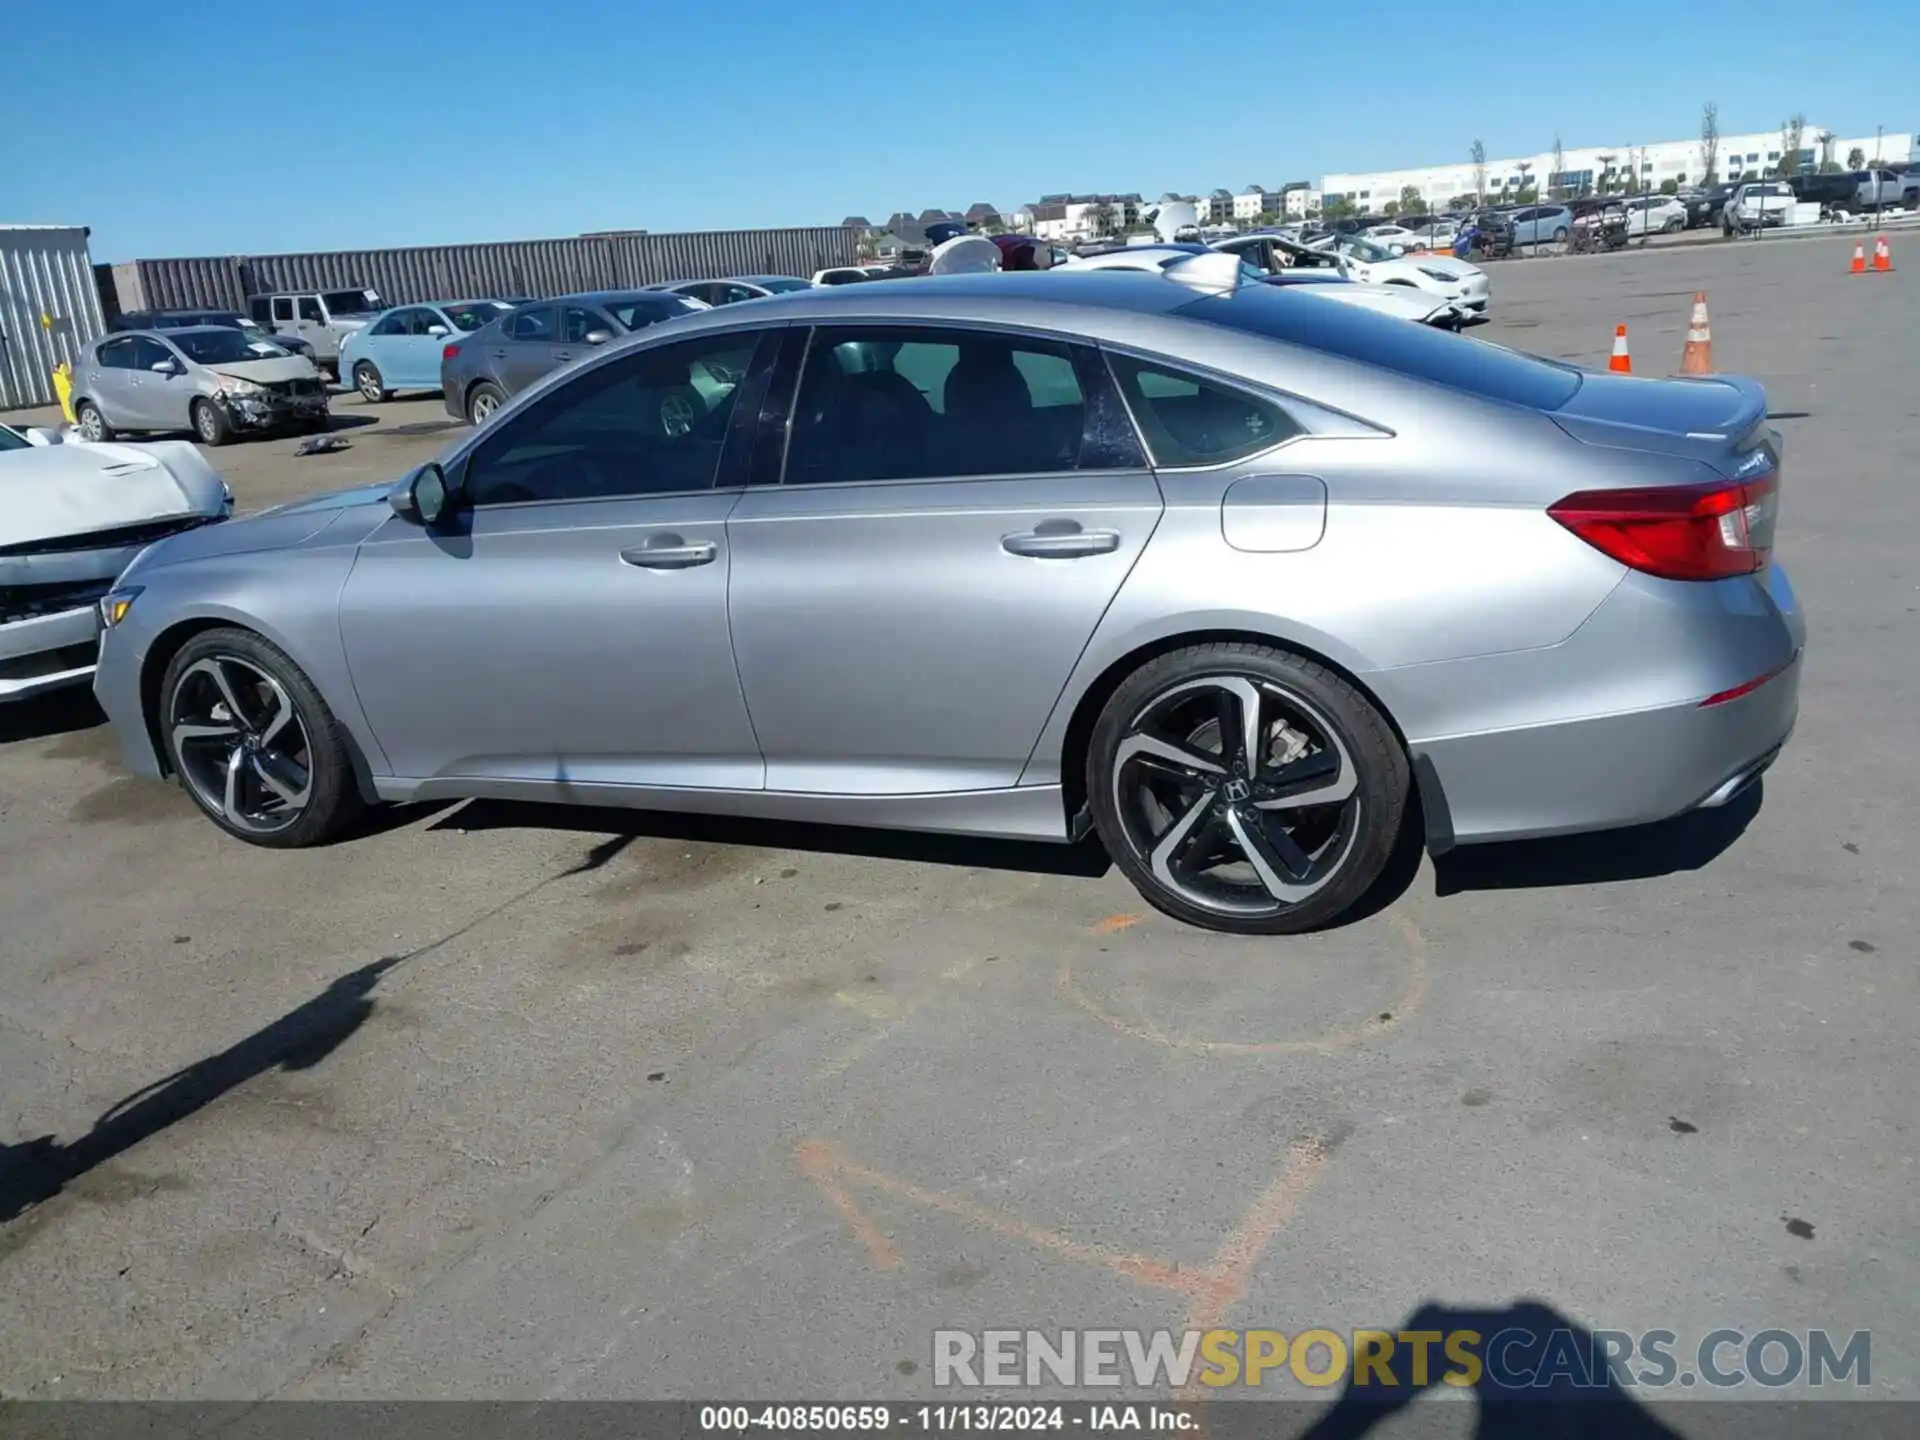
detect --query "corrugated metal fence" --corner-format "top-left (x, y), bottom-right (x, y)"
top-left (1, 226), bottom-right (107, 410)
top-left (102, 227), bottom-right (862, 317)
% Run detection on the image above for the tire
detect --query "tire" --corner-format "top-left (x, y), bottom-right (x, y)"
top-left (354, 361), bottom-right (388, 403)
top-left (160, 627), bottom-right (366, 849)
top-left (466, 381), bottom-right (506, 425)
top-left (1086, 642), bottom-right (1409, 935)
top-left (74, 400), bottom-right (113, 442)
top-left (1663, 217), bottom-right (1684, 233)
top-left (191, 397), bottom-right (231, 447)
top-left (1551, 226), bottom-right (1570, 245)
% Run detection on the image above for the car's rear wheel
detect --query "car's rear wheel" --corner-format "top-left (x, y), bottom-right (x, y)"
top-left (75, 401), bottom-right (112, 442)
top-left (1087, 643), bottom-right (1408, 935)
top-left (354, 361), bottom-right (388, 403)
top-left (467, 381), bottom-right (506, 425)
top-left (1552, 226), bottom-right (1570, 245)
top-left (191, 398), bottom-right (231, 447)
top-left (160, 628), bottom-right (364, 848)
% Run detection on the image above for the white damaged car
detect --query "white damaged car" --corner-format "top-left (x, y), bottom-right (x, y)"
top-left (0, 424), bottom-right (231, 701)
top-left (1057, 244), bottom-right (1473, 327)
top-left (1300, 232), bottom-right (1492, 323)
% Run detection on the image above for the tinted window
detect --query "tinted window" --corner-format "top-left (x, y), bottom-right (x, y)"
top-left (506, 308), bottom-right (555, 341)
top-left (130, 337), bottom-right (176, 369)
top-left (605, 296), bottom-right (694, 331)
top-left (250, 298), bottom-right (273, 322)
top-left (1106, 353), bottom-right (1302, 468)
top-left (1185, 283), bottom-right (1583, 412)
top-left (463, 330), bottom-right (765, 507)
top-left (97, 337), bottom-right (139, 369)
top-left (784, 326), bottom-right (1090, 485)
top-left (444, 301), bottom-right (512, 332)
top-left (297, 297), bottom-right (323, 322)
top-left (272, 297), bottom-right (295, 322)
top-left (322, 289), bottom-right (381, 316)
top-left (562, 307), bottom-right (608, 343)
top-left (755, 278), bottom-right (813, 293)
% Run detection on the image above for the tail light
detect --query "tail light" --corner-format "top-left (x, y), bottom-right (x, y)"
top-left (1548, 470), bottom-right (1777, 581)
top-left (442, 343), bottom-right (461, 362)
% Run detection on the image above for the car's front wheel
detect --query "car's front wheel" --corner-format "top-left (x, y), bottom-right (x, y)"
top-left (160, 628), bottom-right (365, 848)
top-left (1087, 643), bottom-right (1408, 935)
top-left (191, 397), bottom-right (231, 447)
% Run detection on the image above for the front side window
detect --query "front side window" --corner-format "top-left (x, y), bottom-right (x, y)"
top-left (463, 330), bottom-right (766, 507)
top-left (783, 326), bottom-right (1092, 485)
top-left (561, 307), bottom-right (607, 344)
top-left (371, 310), bottom-right (411, 336)
top-left (1105, 353), bottom-right (1303, 468)
top-left (297, 297), bottom-right (324, 322)
top-left (506, 308), bottom-right (555, 342)
top-left (96, 338), bottom-right (139, 369)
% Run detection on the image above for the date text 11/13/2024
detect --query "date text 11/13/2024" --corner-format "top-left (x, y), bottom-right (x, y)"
top-left (699, 1404), bottom-right (1196, 1431)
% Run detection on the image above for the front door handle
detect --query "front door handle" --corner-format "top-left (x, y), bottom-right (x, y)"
top-left (621, 536), bottom-right (717, 569)
top-left (552, 350), bottom-right (573, 362)
top-left (1002, 523), bottom-right (1121, 559)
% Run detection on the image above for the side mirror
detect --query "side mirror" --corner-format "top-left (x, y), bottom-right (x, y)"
top-left (584, 329), bottom-right (613, 346)
top-left (426, 325), bottom-right (449, 338)
top-left (150, 359), bottom-right (179, 375)
top-left (389, 462), bottom-right (453, 526)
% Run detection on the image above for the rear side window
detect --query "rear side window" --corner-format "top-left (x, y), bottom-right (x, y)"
top-left (271, 297), bottom-right (294, 323)
top-left (1186, 283), bottom-right (1582, 411)
top-left (1106, 353), bottom-right (1303, 468)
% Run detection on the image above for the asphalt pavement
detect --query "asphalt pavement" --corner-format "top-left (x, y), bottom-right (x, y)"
top-left (0, 237), bottom-right (1914, 1426)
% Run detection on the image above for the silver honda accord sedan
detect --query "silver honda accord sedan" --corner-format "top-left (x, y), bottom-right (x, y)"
top-left (91, 260), bottom-right (1803, 934)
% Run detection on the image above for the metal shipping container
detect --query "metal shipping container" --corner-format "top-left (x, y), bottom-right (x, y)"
top-left (1, 225), bottom-right (108, 411)
top-left (106, 226), bottom-right (862, 315)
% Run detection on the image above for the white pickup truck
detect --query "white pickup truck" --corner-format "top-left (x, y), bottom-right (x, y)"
top-left (1723, 182), bottom-right (1795, 233)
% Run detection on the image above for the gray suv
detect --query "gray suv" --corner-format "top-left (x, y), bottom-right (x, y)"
top-left (246, 288), bottom-right (386, 374)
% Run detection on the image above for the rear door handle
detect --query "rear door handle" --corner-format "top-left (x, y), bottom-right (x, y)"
top-left (621, 537), bottom-right (717, 569)
top-left (1002, 524), bottom-right (1121, 559)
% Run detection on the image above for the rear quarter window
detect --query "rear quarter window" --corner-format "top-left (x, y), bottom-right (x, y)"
top-left (1184, 283), bottom-right (1583, 411)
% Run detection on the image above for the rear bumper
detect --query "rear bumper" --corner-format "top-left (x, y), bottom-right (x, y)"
top-left (1403, 563), bottom-right (1804, 848)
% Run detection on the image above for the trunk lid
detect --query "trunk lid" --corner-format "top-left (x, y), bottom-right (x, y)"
top-left (1552, 370), bottom-right (1771, 471)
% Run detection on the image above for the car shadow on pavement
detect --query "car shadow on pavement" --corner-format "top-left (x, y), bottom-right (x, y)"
top-left (434, 799), bottom-right (1115, 879)
top-left (0, 689), bottom-right (106, 746)
top-left (0, 955), bottom-right (403, 1226)
top-left (1294, 1299), bottom-right (1685, 1439)
top-left (1431, 781), bottom-right (1761, 896)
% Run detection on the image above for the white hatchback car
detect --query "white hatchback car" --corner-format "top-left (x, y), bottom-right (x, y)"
top-left (1625, 195), bottom-right (1689, 235)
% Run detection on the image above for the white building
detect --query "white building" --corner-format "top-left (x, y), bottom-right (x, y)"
top-left (1026, 193), bottom-right (1143, 242)
top-left (1284, 188), bottom-right (1322, 218)
top-left (1322, 126), bottom-right (1911, 212)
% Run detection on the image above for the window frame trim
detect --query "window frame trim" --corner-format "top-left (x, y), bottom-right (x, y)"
top-left (768, 318), bottom-right (1148, 492)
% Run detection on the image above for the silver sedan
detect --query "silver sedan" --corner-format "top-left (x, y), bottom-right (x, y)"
top-left (91, 262), bottom-right (1802, 934)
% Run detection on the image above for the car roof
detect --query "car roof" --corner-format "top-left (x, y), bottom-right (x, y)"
top-left (525, 290), bottom-right (689, 307)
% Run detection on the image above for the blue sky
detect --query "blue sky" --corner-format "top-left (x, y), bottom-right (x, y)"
top-left (1, 0), bottom-right (1909, 260)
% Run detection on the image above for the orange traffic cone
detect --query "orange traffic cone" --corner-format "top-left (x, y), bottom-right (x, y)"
top-left (1608, 324), bottom-right (1632, 373)
top-left (1872, 234), bottom-right (1893, 272)
top-left (1680, 293), bottom-right (1713, 375)
top-left (1850, 240), bottom-right (1867, 273)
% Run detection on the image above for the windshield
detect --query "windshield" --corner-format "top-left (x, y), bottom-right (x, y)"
top-left (756, 278), bottom-right (814, 294)
top-left (1187, 283), bottom-right (1584, 412)
top-left (0, 425), bottom-right (28, 453)
top-left (171, 329), bottom-right (265, 366)
top-left (322, 289), bottom-right (383, 317)
top-left (1339, 236), bottom-right (1397, 263)
top-left (606, 296), bottom-right (699, 331)
top-left (444, 301), bottom-right (514, 332)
